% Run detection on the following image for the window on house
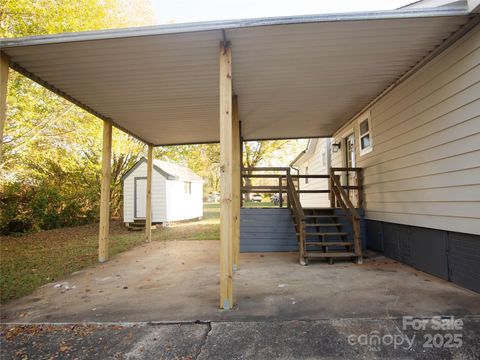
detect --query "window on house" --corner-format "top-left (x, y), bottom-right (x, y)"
top-left (184, 182), bottom-right (192, 194)
top-left (358, 115), bottom-right (373, 155)
top-left (305, 166), bottom-right (309, 184)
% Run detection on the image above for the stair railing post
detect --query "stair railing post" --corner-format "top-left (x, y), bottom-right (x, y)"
top-left (299, 222), bottom-right (306, 265)
top-left (334, 174), bottom-right (341, 208)
top-left (357, 168), bottom-right (363, 208)
top-left (353, 215), bottom-right (362, 264)
top-left (286, 168), bottom-right (291, 209)
top-left (329, 174), bottom-right (335, 208)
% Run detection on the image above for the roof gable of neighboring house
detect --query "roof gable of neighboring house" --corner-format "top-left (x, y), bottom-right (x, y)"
top-left (121, 158), bottom-right (204, 182)
top-left (290, 139), bottom-right (319, 167)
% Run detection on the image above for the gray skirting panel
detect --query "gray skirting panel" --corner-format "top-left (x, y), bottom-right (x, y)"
top-left (365, 220), bottom-right (480, 293)
top-left (240, 208), bottom-right (366, 253)
top-left (240, 208), bottom-right (298, 252)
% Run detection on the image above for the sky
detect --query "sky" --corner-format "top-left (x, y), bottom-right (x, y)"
top-left (150, 0), bottom-right (416, 24)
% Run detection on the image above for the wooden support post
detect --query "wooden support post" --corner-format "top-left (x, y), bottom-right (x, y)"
top-left (219, 41), bottom-right (233, 309)
top-left (98, 120), bottom-right (112, 262)
top-left (232, 95), bottom-right (240, 271)
top-left (145, 144), bottom-right (153, 242)
top-left (0, 53), bottom-right (9, 164)
top-left (240, 133), bottom-right (244, 208)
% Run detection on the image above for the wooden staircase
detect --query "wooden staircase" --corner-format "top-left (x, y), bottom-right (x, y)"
top-left (127, 219), bottom-right (145, 231)
top-left (296, 208), bottom-right (356, 264)
top-left (286, 168), bottom-right (363, 265)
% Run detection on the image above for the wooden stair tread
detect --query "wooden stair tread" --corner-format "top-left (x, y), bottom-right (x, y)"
top-left (305, 251), bottom-right (356, 258)
top-left (305, 241), bottom-right (353, 246)
top-left (305, 223), bottom-right (341, 227)
top-left (303, 232), bottom-right (348, 236)
top-left (304, 215), bottom-right (340, 218)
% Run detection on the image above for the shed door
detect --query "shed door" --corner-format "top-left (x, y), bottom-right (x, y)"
top-left (135, 177), bottom-right (147, 219)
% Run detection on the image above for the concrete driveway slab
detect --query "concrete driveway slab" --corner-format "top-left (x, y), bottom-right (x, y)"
top-left (1, 241), bottom-right (479, 323)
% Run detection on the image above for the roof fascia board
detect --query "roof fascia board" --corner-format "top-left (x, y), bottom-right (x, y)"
top-left (290, 138), bottom-right (319, 166)
top-left (121, 157), bottom-right (147, 181)
top-left (332, 14), bottom-right (480, 137)
top-left (468, 0), bottom-right (480, 12)
top-left (290, 150), bottom-right (307, 167)
top-left (0, 7), bottom-right (469, 48)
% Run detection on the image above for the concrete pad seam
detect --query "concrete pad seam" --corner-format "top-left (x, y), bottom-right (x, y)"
top-left (2, 315), bottom-right (480, 327)
top-left (193, 322), bottom-right (212, 360)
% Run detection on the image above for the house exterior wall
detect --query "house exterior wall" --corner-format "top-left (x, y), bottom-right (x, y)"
top-left (331, 24), bottom-right (480, 236)
top-left (165, 180), bottom-right (203, 222)
top-left (294, 139), bottom-right (331, 208)
top-left (123, 162), bottom-right (167, 223)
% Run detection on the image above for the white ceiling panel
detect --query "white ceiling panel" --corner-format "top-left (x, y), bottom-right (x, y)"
top-left (1, 7), bottom-right (477, 145)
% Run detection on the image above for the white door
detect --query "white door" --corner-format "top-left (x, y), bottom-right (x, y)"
top-left (344, 133), bottom-right (358, 205)
top-left (135, 178), bottom-right (147, 219)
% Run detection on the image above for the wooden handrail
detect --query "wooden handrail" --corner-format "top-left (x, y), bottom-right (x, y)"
top-left (291, 174), bottom-right (330, 179)
top-left (330, 175), bottom-right (360, 219)
top-left (330, 174), bottom-right (362, 259)
top-left (242, 167), bottom-right (290, 172)
top-left (330, 167), bottom-right (363, 172)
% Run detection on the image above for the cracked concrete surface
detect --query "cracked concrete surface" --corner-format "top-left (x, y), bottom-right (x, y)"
top-left (2, 318), bottom-right (480, 359)
top-left (2, 241), bottom-right (480, 359)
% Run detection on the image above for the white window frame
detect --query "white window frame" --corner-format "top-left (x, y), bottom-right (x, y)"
top-left (357, 111), bottom-right (373, 156)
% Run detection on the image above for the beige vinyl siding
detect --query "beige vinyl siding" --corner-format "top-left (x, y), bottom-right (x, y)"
top-left (296, 139), bottom-right (330, 208)
top-left (332, 24), bottom-right (480, 235)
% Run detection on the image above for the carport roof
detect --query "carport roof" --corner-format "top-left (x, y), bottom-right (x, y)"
top-left (1, 6), bottom-right (478, 145)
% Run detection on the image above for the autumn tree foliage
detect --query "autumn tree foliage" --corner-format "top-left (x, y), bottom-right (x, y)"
top-left (0, 0), bottom-right (154, 233)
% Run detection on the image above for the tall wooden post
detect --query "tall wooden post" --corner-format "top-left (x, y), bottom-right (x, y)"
top-left (0, 53), bottom-right (9, 164)
top-left (240, 133), bottom-right (244, 207)
top-left (232, 95), bottom-right (240, 270)
top-left (145, 144), bottom-right (153, 242)
top-left (219, 41), bottom-right (233, 309)
top-left (99, 120), bottom-right (112, 262)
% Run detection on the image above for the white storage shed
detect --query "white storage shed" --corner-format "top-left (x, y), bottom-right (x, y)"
top-left (122, 158), bottom-right (204, 224)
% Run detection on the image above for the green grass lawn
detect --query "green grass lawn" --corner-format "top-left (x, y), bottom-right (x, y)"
top-left (243, 201), bottom-right (276, 208)
top-left (0, 203), bottom-right (220, 304)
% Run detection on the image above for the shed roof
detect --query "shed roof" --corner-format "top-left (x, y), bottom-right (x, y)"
top-left (153, 159), bottom-right (204, 182)
top-left (122, 158), bottom-right (204, 182)
top-left (1, 5), bottom-right (479, 145)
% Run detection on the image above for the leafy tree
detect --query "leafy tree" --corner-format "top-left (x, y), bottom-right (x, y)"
top-left (0, 0), bottom-right (154, 233)
top-left (242, 140), bottom-right (307, 199)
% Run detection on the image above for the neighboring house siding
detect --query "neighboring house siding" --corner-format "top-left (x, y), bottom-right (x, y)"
top-left (123, 162), bottom-right (167, 223)
top-left (332, 24), bottom-right (480, 236)
top-left (165, 180), bottom-right (203, 222)
top-left (295, 139), bottom-right (330, 208)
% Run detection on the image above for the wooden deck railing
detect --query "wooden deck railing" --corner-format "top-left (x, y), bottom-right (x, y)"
top-left (241, 166), bottom-right (363, 264)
